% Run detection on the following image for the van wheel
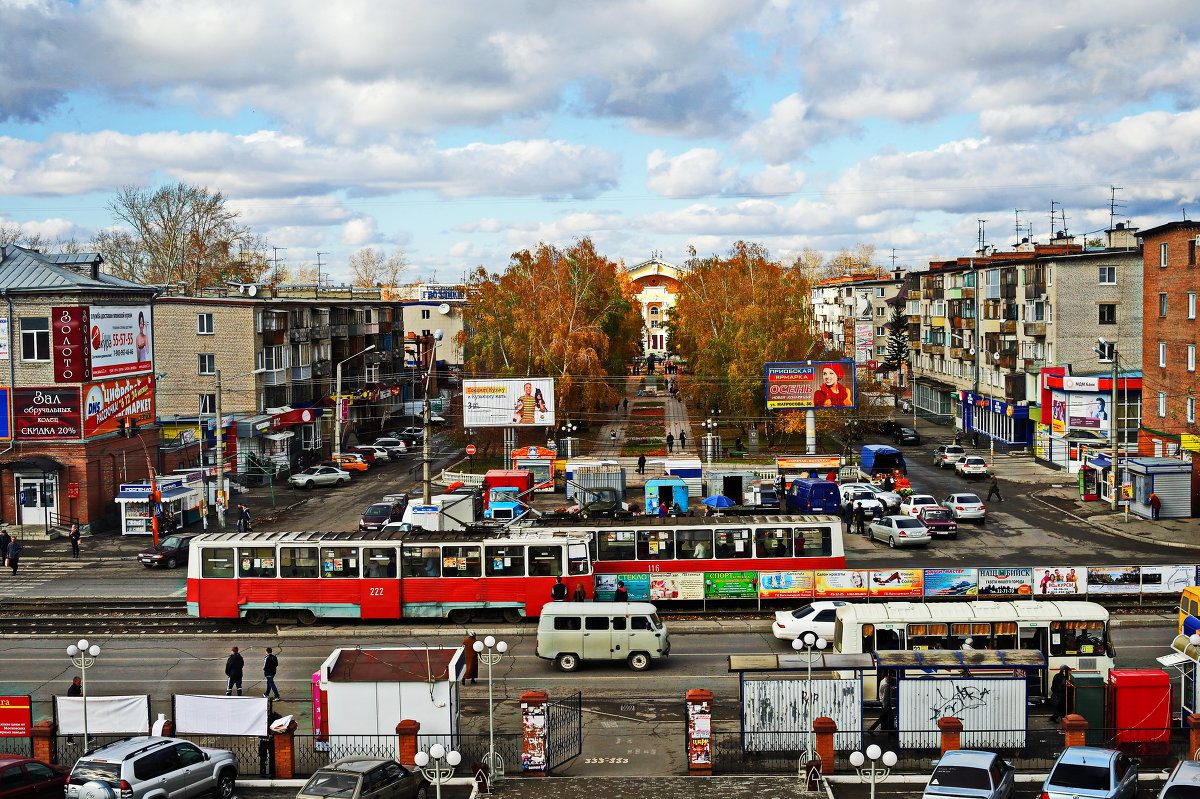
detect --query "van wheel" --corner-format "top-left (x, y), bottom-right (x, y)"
top-left (628, 652), bottom-right (651, 671)
top-left (448, 609), bottom-right (472, 624)
top-left (555, 653), bottom-right (580, 672)
top-left (502, 608), bottom-right (523, 624)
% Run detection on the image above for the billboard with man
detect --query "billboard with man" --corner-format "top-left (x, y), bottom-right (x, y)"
top-left (764, 361), bottom-right (857, 410)
top-left (463, 378), bottom-right (556, 427)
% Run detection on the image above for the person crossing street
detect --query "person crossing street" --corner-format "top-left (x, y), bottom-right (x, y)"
top-left (986, 473), bottom-right (1003, 503)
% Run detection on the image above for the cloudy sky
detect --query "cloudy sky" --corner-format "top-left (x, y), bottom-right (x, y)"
top-left (1, 0), bottom-right (1199, 282)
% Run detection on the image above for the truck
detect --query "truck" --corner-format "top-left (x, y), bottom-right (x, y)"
top-left (482, 469), bottom-right (537, 520)
top-left (395, 492), bottom-right (479, 531)
top-left (861, 444), bottom-right (908, 475)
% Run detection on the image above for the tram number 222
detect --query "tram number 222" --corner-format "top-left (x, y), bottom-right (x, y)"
top-left (368, 588), bottom-right (385, 596)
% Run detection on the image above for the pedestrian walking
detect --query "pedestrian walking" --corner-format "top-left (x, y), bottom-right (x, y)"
top-left (679, 432), bottom-right (687, 450)
top-left (854, 503), bottom-right (868, 535)
top-left (6, 535), bottom-right (21, 575)
top-left (610, 429), bottom-right (618, 445)
top-left (734, 437), bottom-right (743, 452)
top-left (954, 430), bottom-right (963, 445)
top-left (262, 647), bottom-right (280, 699)
top-left (236, 503), bottom-right (252, 533)
top-left (0, 529), bottom-right (11, 568)
top-left (614, 580), bottom-right (629, 602)
top-left (637, 454), bottom-right (647, 475)
top-left (868, 673), bottom-right (894, 732)
top-left (259, 710), bottom-right (281, 777)
top-left (551, 575), bottom-right (568, 601)
top-left (461, 633), bottom-right (479, 685)
top-left (986, 473), bottom-right (1003, 503)
top-left (225, 646), bottom-right (244, 696)
top-left (1149, 491), bottom-right (1162, 521)
top-left (1049, 665), bottom-right (1072, 723)
top-left (69, 523), bottom-right (81, 558)
top-left (666, 433), bottom-right (674, 453)
top-left (623, 397), bottom-right (629, 413)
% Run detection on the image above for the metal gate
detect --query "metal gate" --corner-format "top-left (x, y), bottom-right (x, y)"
top-left (545, 691), bottom-right (582, 772)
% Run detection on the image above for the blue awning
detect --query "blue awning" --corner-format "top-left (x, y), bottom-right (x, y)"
top-left (1088, 455), bottom-right (1112, 470)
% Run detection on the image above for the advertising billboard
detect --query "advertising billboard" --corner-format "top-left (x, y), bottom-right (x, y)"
top-left (90, 305), bottom-right (153, 378)
top-left (52, 306), bottom-right (91, 383)
top-left (13, 387), bottom-right (81, 439)
top-left (765, 361), bottom-right (857, 410)
top-left (82, 376), bottom-right (156, 437)
top-left (463, 378), bottom-right (556, 427)
top-left (0, 388), bottom-right (9, 440)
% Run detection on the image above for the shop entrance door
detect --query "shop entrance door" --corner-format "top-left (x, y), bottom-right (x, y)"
top-left (16, 474), bottom-right (56, 527)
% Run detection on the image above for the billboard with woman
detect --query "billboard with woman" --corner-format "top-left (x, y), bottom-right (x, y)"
top-left (764, 360), bottom-right (858, 410)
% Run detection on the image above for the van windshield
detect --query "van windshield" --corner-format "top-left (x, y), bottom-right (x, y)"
top-left (651, 613), bottom-right (663, 629)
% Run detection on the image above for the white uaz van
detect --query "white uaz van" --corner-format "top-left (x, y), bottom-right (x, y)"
top-left (536, 601), bottom-right (670, 672)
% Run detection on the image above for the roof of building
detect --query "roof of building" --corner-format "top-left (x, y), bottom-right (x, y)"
top-left (1138, 219), bottom-right (1200, 239)
top-left (326, 647), bottom-right (461, 683)
top-left (0, 245), bottom-right (150, 293)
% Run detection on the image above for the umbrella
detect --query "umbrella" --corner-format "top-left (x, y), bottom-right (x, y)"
top-left (702, 495), bottom-right (735, 507)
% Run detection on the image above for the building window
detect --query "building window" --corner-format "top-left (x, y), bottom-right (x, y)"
top-left (875, 306), bottom-right (886, 316)
top-left (1190, 398), bottom-right (1196, 424)
top-left (19, 317), bottom-right (49, 361)
top-left (1191, 238), bottom-right (1198, 266)
top-left (1191, 293), bottom-right (1197, 319)
top-left (875, 288), bottom-right (885, 297)
top-left (1098, 266), bottom-right (1116, 284)
top-left (198, 354), bottom-right (215, 375)
top-left (1189, 345), bottom-right (1196, 372)
top-left (1159, 391), bottom-right (1167, 417)
top-left (197, 313), bottom-right (214, 335)
top-left (1160, 342), bottom-right (1168, 368)
top-left (199, 393), bottom-right (216, 414)
top-left (1098, 304), bottom-right (1116, 325)
top-left (876, 326), bottom-right (887, 336)
top-left (421, 309), bottom-right (431, 319)
top-left (1161, 242), bottom-right (1169, 268)
top-left (1160, 293), bottom-right (1169, 317)
top-left (1097, 341), bottom-right (1115, 362)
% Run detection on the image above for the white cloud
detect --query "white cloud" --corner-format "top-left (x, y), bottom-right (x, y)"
top-left (646, 148), bottom-right (805, 197)
top-left (340, 217), bottom-right (378, 246)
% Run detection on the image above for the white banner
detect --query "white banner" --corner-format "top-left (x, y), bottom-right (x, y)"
top-left (743, 678), bottom-right (862, 752)
top-left (90, 305), bottom-right (153, 378)
top-left (462, 378), bottom-right (555, 427)
top-left (175, 695), bottom-right (269, 736)
top-left (899, 678), bottom-right (1026, 749)
top-left (55, 695), bottom-right (149, 735)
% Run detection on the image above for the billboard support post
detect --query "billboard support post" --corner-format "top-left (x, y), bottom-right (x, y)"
top-left (806, 409), bottom-right (816, 455)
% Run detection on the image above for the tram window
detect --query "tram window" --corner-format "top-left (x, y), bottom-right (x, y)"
top-left (676, 530), bottom-right (714, 559)
top-left (403, 546), bottom-right (440, 578)
top-left (597, 531), bottom-right (635, 561)
top-left (201, 547), bottom-right (234, 578)
top-left (442, 546), bottom-right (482, 577)
top-left (321, 547), bottom-right (359, 578)
top-left (485, 545), bottom-right (526, 577)
top-left (714, 528), bottom-right (751, 558)
top-left (364, 548), bottom-right (397, 578)
top-left (1049, 621), bottom-right (1105, 656)
top-left (637, 530), bottom-right (674, 560)
top-left (567, 543), bottom-right (589, 575)
top-left (755, 527), bottom-right (792, 558)
top-left (529, 545), bottom-right (563, 576)
top-left (238, 547), bottom-right (276, 578)
top-left (280, 547), bottom-right (318, 578)
top-left (798, 526), bottom-right (830, 556)
top-left (585, 616), bottom-right (608, 631)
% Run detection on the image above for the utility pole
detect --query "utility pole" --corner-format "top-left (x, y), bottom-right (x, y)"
top-left (316, 251), bottom-right (328, 299)
top-left (214, 369), bottom-right (226, 528)
top-left (270, 246), bottom-right (288, 284)
top-left (422, 330), bottom-right (444, 503)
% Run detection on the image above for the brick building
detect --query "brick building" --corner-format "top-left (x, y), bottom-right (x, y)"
top-left (0, 246), bottom-right (159, 535)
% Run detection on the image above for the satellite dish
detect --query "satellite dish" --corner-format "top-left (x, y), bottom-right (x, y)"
top-left (437, 303), bottom-right (451, 315)
top-left (969, 347), bottom-right (976, 355)
top-left (246, 285), bottom-right (259, 297)
top-left (992, 352), bottom-right (1000, 361)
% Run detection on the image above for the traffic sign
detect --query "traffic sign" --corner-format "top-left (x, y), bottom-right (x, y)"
top-left (465, 444), bottom-right (477, 456)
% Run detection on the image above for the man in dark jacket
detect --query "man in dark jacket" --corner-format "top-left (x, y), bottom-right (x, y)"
top-left (1050, 665), bottom-right (1072, 723)
top-left (262, 647), bottom-right (280, 699)
top-left (637, 454), bottom-right (647, 475)
top-left (551, 576), bottom-right (568, 601)
top-left (225, 646), bottom-right (244, 696)
top-left (854, 503), bottom-right (868, 535)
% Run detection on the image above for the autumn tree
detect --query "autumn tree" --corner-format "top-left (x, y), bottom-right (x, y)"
top-left (459, 238), bottom-right (642, 414)
top-left (820, 243), bottom-right (887, 280)
top-left (94, 182), bottom-right (270, 291)
top-left (348, 247), bottom-right (408, 287)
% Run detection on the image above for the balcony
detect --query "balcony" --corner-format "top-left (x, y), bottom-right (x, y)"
top-left (364, 323), bottom-right (381, 334)
top-left (1023, 359), bottom-right (1045, 375)
top-left (960, 287), bottom-right (975, 299)
top-left (950, 347), bottom-right (965, 360)
top-left (314, 359), bottom-right (332, 377)
top-left (331, 324), bottom-right (349, 338)
top-left (288, 328), bottom-right (310, 343)
top-left (291, 364), bottom-right (313, 381)
top-left (1024, 322), bottom-right (1047, 337)
top-left (262, 368), bottom-right (287, 386)
top-left (999, 355), bottom-right (1017, 370)
top-left (310, 325), bottom-right (331, 339)
top-left (999, 320), bottom-right (1017, 334)
top-left (349, 324), bottom-right (364, 336)
top-left (1025, 284), bottom-right (1047, 300)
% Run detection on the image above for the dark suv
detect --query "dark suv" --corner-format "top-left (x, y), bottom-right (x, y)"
top-left (137, 534), bottom-right (198, 569)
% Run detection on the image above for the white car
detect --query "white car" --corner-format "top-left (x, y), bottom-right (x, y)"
top-left (943, 493), bottom-right (988, 521)
top-left (772, 600), bottom-right (848, 641)
top-left (351, 444), bottom-right (392, 462)
top-left (934, 444), bottom-right (966, 468)
top-left (373, 437), bottom-right (410, 457)
top-left (900, 494), bottom-right (940, 516)
top-left (840, 486), bottom-right (884, 515)
top-left (840, 482), bottom-right (902, 512)
top-left (868, 515), bottom-right (932, 548)
top-left (954, 455), bottom-right (990, 479)
top-left (289, 465), bottom-right (351, 488)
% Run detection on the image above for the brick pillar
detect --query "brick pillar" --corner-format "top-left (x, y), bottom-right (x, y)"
top-left (685, 689), bottom-right (713, 775)
top-left (1061, 713), bottom-right (1088, 748)
top-left (520, 690), bottom-right (549, 776)
top-left (1188, 714), bottom-right (1200, 759)
top-left (396, 720), bottom-right (421, 768)
top-left (938, 717), bottom-right (963, 755)
top-left (31, 721), bottom-right (55, 765)
top-left (273, 719), bottom-right (298, 780)
top-left (813, 717), bottom-right (838, 775)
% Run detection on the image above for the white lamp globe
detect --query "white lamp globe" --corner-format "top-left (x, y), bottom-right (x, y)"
top-left (791, 639), bottom-right (803, 651)
top-left (413, 752), bottom-right (429, 768)
top-left (446, 751), bottom-right (462, 767)
top-left (473, 641), bottom-right (485, 653)
top-left (866, 744), bottom-right (881, 760)
top-left (1191, 633), bottom-right (1200, 648)
top-left (849, 751), bottom-right (865, 767)
top-left (882, 751), bottom-right (898, 767)
top-left (497, 641), bottom-right (509, 654)
top-left (429, 743), bottom-right (445, 759)
top-left (88, 645), bottom-right (100, 656)
top-left (816, 638), bottom-right (828, 650)
top-left (484, 636), bottom-right (496, 648)
top-left (77, 639), bottom-right (89, 650)
top-left (67, 645), bottom-right (79, 656)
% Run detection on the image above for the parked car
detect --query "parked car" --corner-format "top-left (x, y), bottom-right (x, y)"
top-left (345, 447), bottom-right (377, 466)
top-left (934, 444), bottom-right (966, 468)
top-left (917, 506), bottom-right (959, 539)
top-left (922, 749), bottom-right (1015, 799)
top-left (399, 426), bottom-right (426, 441)
top-left (899, 493), bottom-right (940, 516)
top-left (65, 736), bottom-right (237, 799)
top-left (296, 758), bottom-right (427, 799)
top-left (351, 444), bottom-right (391, 463)
top-left (955, 455), bottom-right (990, 479)
top-left (359, 502), bottom-right (405, 532)
top-left (771, 600), bottom-right (848, 641)
top-left (1041, 746), bottom-right (1137, 799)
top-left (840, 482), bottom-right (902, 512)
top-left (756, 489), bottom-right (780, 511)
top-left (1158, 759), bottom-right (1200, 798)
top-left (0, 755), bottom-right (68, 799)
top-left (327, 453), bottom-right (369, 472)
top-left (289, 466), bottom-right (351, 488)
top-left (893, 427), bottom-right (922, 445)
top-left (373, 437), bottom-right (410, 457)
top-left (137, 533), bottom-right (198, 569)
top-left (841, 486), bottom-right (885, 515)
top-left (868, 514), bottom-right (931, 548)
top-left (943, 492), bottom-right (988, 522)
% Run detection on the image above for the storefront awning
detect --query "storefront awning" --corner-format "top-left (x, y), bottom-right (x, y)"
top-left (116, 485), bottom-right (197, 502)
top-left (264, 431), bottom-right (295, 441)
top-left (1088, 455), bottom-right (1112, 470)
top-left (236, 414), bottom-right (273, 437)
top-left (0, 455), bottom-right (63, 473)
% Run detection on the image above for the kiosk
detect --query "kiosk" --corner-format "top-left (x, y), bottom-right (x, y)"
top-left (512, 446), bottom-right (556, 493)
top-left (115, 478), bottom-right (204, 536)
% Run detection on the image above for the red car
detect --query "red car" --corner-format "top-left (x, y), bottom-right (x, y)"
top-left (0, 756), bottom-right (68, 799)
top-left (918, 506), bottom-right (959, 539)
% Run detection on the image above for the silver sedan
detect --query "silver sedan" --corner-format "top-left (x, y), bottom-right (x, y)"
top-left (288, 465), bottom-right (351, 489)
top-left (943, 492), bottom-right (987, 522)
top-left (867, 514), bottom-right (932, 548)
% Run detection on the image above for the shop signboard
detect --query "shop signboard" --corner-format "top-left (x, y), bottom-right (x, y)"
top-left (775, 455), bottom-right (843, 471)
top-left (704, 571), bottom-right (757, 599)
top-left (594, 573), bottom-right (650, 601)
top-left (814, 569), bottom-right (869, 598)
top-left (758, 571), bottom-right (815, 599)
top-left (463, 378), bottom-right (556, 427)
top-left (649, 572), bottom-right (704, 600)
top-left (13, 387), bottom-right (81, 439)
top-left (52, 306), bottom-right (92, 383)
top-left (90, 305), bottom-right (152, 378)
top-left (1086, 566), bottom-right (1140, 594)
top-left (867, 569), bottom-right (923, 597)
top-left (0, 318), bottom-right (7, 359)
top-left (82, 375), bottom-right (155, 437)
top-left (924, 568), bottom-right (978, 596)
top-left (0, 388), bottom-right (9, 440)
top-left (1033, 566), bottom-right (1087, 595)
top-left (764, 361), bottom-right (857, 410)
top-left (978, 567), bottom-right (1033, 596)
top-left (0, 696), bottom-right (31, 736)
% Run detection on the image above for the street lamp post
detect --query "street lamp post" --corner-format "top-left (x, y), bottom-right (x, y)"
top-left (473, 636), bottom-right (509, 784)
top-left (849, 744), bottom-right (898, 799)
top-left (1096, 337), bottom-right (1124, 515)
top-left (413, 744), bottom-right (461, 799)
top-left (791, 631), bottom-right (827, 769)
top-left (66, 639), bottom-right (100, 747)
top-left (334, 344), bottom-right (377, 458)
top-left (702, 406), bottom-right (721, 464)
top-left (557, 421), bottom-right (577, 457)
top-left (422, 330), bottom-right (443, 503)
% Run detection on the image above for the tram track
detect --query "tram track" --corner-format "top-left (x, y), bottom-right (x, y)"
top-left (0, 599), bottom-right (245, 636)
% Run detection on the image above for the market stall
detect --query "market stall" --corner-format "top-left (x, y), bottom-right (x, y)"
top-left (115, 478), bottom-right (204, 536)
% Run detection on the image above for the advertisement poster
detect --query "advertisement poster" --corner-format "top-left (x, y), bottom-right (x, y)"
top-left (0, 318), bottom-right (7, 359)
top-left (594, 573), bottom-right (651, 601)
top-left (1033, 566), bottom-right (1087, 595)
top-left (764, 360), bottom-right (858, 410)
top-left (776, 455), bottom-right (843, 471)
top-left (520, 703), bottom-right (546, 772)
top-left (463, 378), bottom-right (556, 427)
top-left (1086, 566), bottom-right (1140, 594)
top-left (867, 569), bottom-right (923, 597)
top-left (82, 376), bottom-right (155, 437)
top-left (758, 571), bottom-right (815, 599)
top-left (0, 697), bottom-right (31, 736)
top-left (0, 388), bottom-right (9, 440)
top-left (1142, 565), bottom-right (1196, 594)
top-left (924, 569), bottom-right (978, 596)
top-left (52, 306), bottom-right (91, 383)
top-left (90, 305), bottom-right (152, 378)
top-left (650, 572), bottom-right (704, 601)
top-left (814, 570), bottom-right (869, 598)
top-left (1067, 392), bottom-right (1111, 432)
top-left (704, 571), bottom-right (758, 599)
top-left (13, 387), bottom-right (81, 439)
top-left (978, 567), bottom-right (1033, 596)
